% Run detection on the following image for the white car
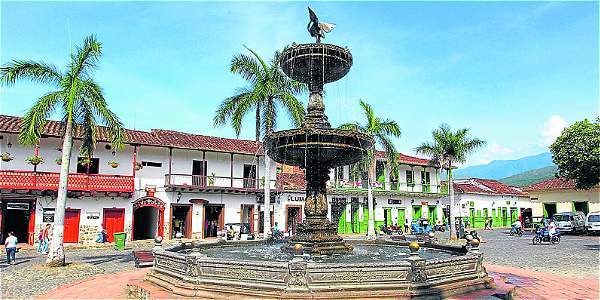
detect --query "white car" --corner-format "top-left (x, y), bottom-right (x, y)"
top-left (586, 212), bottom-right (600, 234)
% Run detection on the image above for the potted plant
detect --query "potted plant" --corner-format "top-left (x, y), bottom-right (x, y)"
top-left (26, 155), bottom-right (44, 166)
top-left (55, 157), bottom-right (62, 165)
top-left (78, 156), bottom-right (92, 166)
top-left (135, 162), bottom-right (143, 171)
top-left (1, 152), bottom-right (13, 162)
top-left (208, 173), bottom-right (215, 186)
top-left (108, 160), bottom-right (119, 168)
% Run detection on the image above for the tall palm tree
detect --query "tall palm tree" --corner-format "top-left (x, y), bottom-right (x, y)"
top-left (415, 124), bottom-right (485, 239)
top-left (340, 100), bottom-right (401, 239)
top-left (214, 46), bottom-right (306, 237)
top-left (1, 35), bottom-right (124, 266)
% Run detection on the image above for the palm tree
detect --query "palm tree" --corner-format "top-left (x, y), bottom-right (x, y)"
top-left (1, 35), bottom-right (124, 266)
top-left (214, 46), bottom-right (306, 237)
top-left (415, 124), bottom-right (485, 239)
top-left (340, 100), bottom-right (401, 239)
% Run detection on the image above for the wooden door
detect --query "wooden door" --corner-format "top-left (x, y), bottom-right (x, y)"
top-left (103, 208), bottom-right (125, 243)
top-left (64, 209), bottom-right (81, 243)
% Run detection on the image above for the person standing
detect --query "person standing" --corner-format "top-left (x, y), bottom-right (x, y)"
top-left (38, 224), bottom-right (51, 253)
top-left (404, 218), bottom-right (410, 234)
top-left (4, 231), bottom-right (18, 265)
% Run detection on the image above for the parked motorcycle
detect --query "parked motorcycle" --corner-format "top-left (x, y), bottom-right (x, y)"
top-left (509, 226), bottom-right (523, 237)
top-left (532, 227), bottom-right (560, 244)
top-left (433, 224), bottom-right (446, 232)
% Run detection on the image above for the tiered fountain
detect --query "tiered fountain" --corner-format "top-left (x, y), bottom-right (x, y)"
top-left (131, 8), bottom-right (494, 299)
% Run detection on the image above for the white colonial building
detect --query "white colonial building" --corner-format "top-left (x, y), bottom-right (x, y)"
top-left (446, 178), bottom-right (531, 228)
top-left (0, 114), bottom-right (448, 244)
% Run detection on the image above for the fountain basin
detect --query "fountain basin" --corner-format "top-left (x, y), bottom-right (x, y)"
top-left (137, 239), bottom-right (494, 299)
top-left (280, 43), bottom-right (352, 84)
top-left (266, 127), bottom-right (373, 168)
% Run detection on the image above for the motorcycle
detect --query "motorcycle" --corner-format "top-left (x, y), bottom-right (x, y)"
top-left (509, 226), bottom-right (523, 237)
top-left (433, 224), bottom-right (446, 232)
top-left (532, 227), bottom-right (560, 245)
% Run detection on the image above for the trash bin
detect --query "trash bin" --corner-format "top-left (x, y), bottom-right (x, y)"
top-left (114, 232), bottom-right (126, 250)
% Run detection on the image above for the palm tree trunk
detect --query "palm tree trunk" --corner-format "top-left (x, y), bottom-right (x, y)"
top-left (367, 160), bottom-right (376, 239)
top-left (448, 163), bottom-right (457, 240)
top-left (255, 103), bottom-right (260, 142)
top-left (47, 118), bottom-right (73, 266)
top-left (263, 154), bottom-right (272, 238)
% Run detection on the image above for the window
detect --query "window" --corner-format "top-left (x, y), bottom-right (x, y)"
top-left (421, 171), bottom-right (431, 184)
top-left (335, 167), bottom-right (344, 181)
top-left (406, 170), bottom-right (414, 185)
top-left (243, 164), bottom-right (257, 188)
top-left (142, 161), bottom-right (162, 167)
top-left (43, 208), bottom-right (55, 223)
top-left (77, 157), bottom-right (99, 174)
top-left (192, 160), bottom-right (207, 186)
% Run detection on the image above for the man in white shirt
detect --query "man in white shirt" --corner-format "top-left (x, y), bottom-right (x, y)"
top-left (4, 231), bottom-right (18, 265)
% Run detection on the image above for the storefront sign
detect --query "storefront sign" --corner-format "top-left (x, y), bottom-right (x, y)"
top-left (288, 195), bottom-right (305, 202)
top-left (388, 199), bottom-right (401, 205)
top-left (43, 208), bottom-right (55, 223)
top-left (6, 203), bottom-right (29, 210)
top-left (87, 212), bottom-right (100, 220)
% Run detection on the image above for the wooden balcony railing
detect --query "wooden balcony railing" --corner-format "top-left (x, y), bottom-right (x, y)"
top-left (329, 180), bottom-right (442, 194)
top-left (0, 170), bottom-right (135, 193)
top-left (165, 174), bottom-right (276, 191)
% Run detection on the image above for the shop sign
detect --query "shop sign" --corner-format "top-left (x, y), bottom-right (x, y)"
top-left (43, 208), bottom-right (55, 222)
top-left (7, 203), bottom-right (29, 210)
top-left (288, 195), bottom-right (305, 202)
top-left (87, 212), bottom-right (100, 220)
top-left (388, 199), bottom-right (401, 205)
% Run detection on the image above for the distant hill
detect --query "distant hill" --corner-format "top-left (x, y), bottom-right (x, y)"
top-left (452, 152), bottom-right (554, 180)
top-left (499, 165), bottom-right (558, 187)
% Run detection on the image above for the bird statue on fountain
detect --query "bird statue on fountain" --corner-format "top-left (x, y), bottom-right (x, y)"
top-left (307, 7), bottom-right (336, 43)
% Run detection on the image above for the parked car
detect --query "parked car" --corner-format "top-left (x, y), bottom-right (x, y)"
top-left (586, 212), bottom-right (600, 235)
top-left (552, 212), bottom-right (586, 233)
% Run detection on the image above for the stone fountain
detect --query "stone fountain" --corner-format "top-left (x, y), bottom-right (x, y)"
top-left (129, 8), bottom-right (494, 299)
top-left (266, 37), bottom-right (373, 256)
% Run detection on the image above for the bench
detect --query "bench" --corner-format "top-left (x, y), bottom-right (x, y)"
top-left (133, 250), bottom-right (154, 268)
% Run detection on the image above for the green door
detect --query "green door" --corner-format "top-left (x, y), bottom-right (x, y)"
top-left (361, 206), bottom-right (370, 233)
top-left (428, 206), bottom-right (437, 224)
top-left (412, 206), bottom-right (422, 221)
top-left (398, 209), bottom-right (406, 226)
top-left (510, 208), bottom-right (518, 223)
top-left (384, 208), bottom-right (392, 226)
top-left (352, 207), bottom-right (360, 233)
top-left (502, 208), bottom-right (508, 226)
top-left (469, 208), bottom-right (475, 228)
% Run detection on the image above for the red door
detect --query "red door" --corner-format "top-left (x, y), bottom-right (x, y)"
top-left (103, 208), bottom-right (125, 243)
top-left (64, 209), bottom-right (81, 243)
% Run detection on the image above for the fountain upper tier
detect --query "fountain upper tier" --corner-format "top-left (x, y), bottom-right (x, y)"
top-left (280, 43), bottom-right (352, 85)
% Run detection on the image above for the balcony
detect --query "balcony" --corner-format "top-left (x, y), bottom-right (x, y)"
top-left (328, 180), bottom-right (443, 194)
top-left (165, 174), bottom-right (276, 193)
top-left (0, 170), bottom-right (135, 193)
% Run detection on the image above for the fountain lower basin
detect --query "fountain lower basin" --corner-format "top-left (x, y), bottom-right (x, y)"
top-left (137, 239), bottom-right (494, 299)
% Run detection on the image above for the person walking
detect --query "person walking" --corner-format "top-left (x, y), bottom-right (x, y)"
top-left (4, 231), bottom-right (18, 265)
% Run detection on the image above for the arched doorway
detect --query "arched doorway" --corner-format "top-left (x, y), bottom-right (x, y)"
top-left (132, 197), bottom-right (164, 240)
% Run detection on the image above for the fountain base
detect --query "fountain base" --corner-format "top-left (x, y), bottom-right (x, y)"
top-left (282, 217), bottom-right (353, 255)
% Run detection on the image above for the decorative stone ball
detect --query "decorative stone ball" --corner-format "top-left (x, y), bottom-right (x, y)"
top-left (293, 243), bottom-right (304, 255)
top-left (428, 232), bottom-right (435, 239)
top-left (175, 232), bottom-right (183, 239)
top-left (465, 234), bottom-right (474, 242)
top-left (471, 238), bottom-right (480, 248)
top-left (408, 241), bottom-right (420, 253)
top-left (154, 236), bottom-right (163, 244)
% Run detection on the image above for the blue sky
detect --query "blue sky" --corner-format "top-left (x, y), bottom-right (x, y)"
top-left (1, 1), bottom-right (598, 167)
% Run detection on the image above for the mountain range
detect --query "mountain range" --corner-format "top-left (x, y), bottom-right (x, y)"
top-left (452, 152), bottom-right (554, 181)
top-left (498, 165), bottom-right (558, 187)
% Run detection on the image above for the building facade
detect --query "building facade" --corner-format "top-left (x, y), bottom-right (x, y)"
top-left (448, 179), bottom-right (531, 228)
top-left (525, 177), bottom-right (600, 217)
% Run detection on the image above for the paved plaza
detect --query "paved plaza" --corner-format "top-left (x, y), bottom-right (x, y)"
top-left (1, 230), bottom-right (598, 299)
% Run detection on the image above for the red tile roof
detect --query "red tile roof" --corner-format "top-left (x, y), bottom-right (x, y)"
top-left (0, 115), bottom-right (262, 155)
top-left (524, 177), bottom-right (576, 192)
top-left (375, 150), bottom-right (435, 167)
top-left (452, 178), bottom-right (528, 197)
top-left (276, 172), bottom-right (306, 190)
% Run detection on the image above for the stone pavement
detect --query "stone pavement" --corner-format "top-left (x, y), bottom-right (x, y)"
top-left (38, 268), bottom-right (149, 299)
top-left (37, 263), bottom-right (599, 299)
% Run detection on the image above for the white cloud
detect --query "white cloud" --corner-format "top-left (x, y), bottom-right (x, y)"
top-left (488, 142), bottom-right (514, 155)
top-left (541, 115), bottom-right (568, 145)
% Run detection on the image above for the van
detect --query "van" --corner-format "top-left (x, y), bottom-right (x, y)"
top-left (552, 211), bottom-right (586, 233)
top-left (586, 212), bottom-right (600, 234)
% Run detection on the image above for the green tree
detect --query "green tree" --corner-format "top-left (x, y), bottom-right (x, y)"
top-left (340, 100), bottom-right (401, 239)
top-left (214, 46), bottom-right (306, 237)
top-left (1, 35), bottom-right (124, 266)
top-left (415, 124), bottom-right (485, 239)
top-left (550, 118), bottom-right (600, 190)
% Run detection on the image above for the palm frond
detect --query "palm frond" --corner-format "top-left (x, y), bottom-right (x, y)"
top-left (0, 60), bottom-right (62, 87)
top-left (277, 92), bottom-right (305, 127)
top-left (81, 79), bottom-right (125, 150)
top-left (19, 91), bottom-right (64, 145)
top-left (68, 35), bottom-right (102, 81)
